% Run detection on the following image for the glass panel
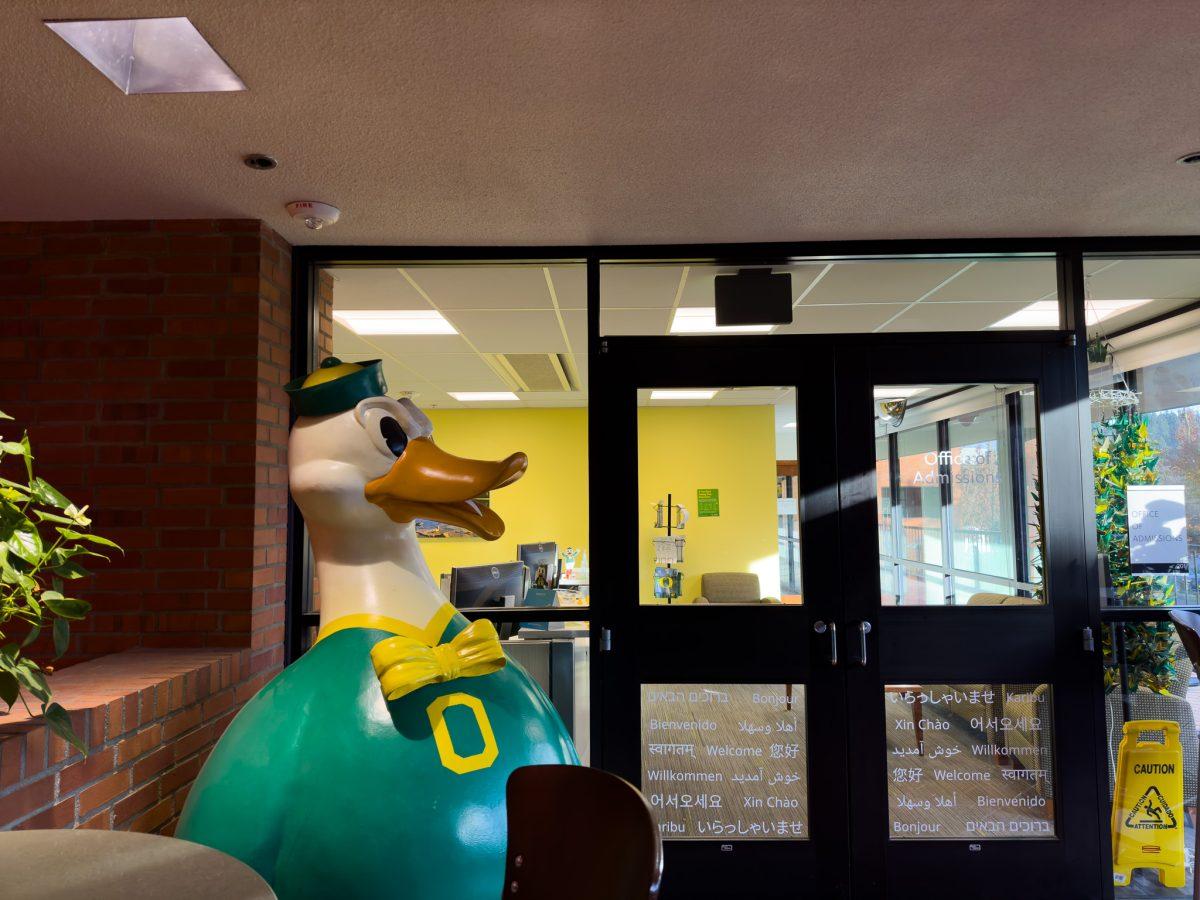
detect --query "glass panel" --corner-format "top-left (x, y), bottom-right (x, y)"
top-left (1103, 621), bottom-right (1198, 895)
top-left (308, 262), bottom-right (590, 646)
top-left (1081, 259), bottom-right (1200, 608)
top-left (504, 622), bottom-right (590, 765)
top-left (885, 682), bottom-right (1056, 840)
top-left (600, 257), bottom-right (1060, 336)
top-left (638, 387), bottom-right (801, 604)
top-left (876, 383), bottom-right (1044, 606)
top-left (642, 683), bottom-right (807, 840)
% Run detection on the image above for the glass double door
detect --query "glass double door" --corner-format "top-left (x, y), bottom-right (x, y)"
top-left (594, 336), bottom-right (1107, 899)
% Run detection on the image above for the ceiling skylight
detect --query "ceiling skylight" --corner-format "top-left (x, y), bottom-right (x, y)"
top-left (449, 392), bottom-right (519, 402)
top-left (669, 307), bottom-right (775, 334)
top-left (46, 17), bottom-right (245, 95)
top-left (988, 299), bottom-right (1154, 330)
top-left (872, 386), bottom-right (926, 399)
top-left (649, 389), bottom-right (719, 401)
top-left (333, 310), bottom-right (458, 335)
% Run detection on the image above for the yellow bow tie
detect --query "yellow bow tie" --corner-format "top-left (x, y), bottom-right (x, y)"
top-left (370, 619), bottom-right (507, 701)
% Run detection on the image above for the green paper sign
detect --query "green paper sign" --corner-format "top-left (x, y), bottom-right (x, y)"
top-left (697, 488), bottom-right (720, 517)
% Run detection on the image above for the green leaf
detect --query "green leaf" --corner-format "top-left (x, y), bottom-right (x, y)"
top-left (5, 523), bottom-right (42, 565)
top-left (33, 510), bottom-right (74, 526)
top-left (51, 561), bottom-right (91, 580)
top-left (42, 595), bottom-right (90, 620)
top-left (55, 528), bottom-right (121, 551)
top-left (0, 441), bottom-right (28, 456)
top-left (41, 703), bottom-right (85, 755)
top-left (0, 410), bottom-right (13, 421)
top-left (30, 478), bottom-right (69, 510)
top-left (20, 622), bottom-right (40, 648)
top-left (0, 671), bottom-right (17, 709)
top-left (52, 618), bottom-right (69, 660)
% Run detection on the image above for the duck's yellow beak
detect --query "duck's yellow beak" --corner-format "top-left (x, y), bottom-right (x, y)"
top-left (363, 438), bottom-right (527, 540)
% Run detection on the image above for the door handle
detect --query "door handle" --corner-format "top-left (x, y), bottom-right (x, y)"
top-left (852, 620), bottom-right (873, 667)
top-left (813, 620), bottom-right (838, 666)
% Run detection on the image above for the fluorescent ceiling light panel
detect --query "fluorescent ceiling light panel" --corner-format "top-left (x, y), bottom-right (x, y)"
top-left (449, 392), bottom-right (519, 402)
top-left (989, 299), bottom-right (1154, 330)
top-left (669, 307), bottom-right (774, 334)
top-left (784, 422), bottom-right (797, 428)
top-left (333, 310), bottom-right (457, 335)
top-left (872, 386), bottom-right (926, 399)
top-left (46, 17), bottom-right (246, 94)
top-left (649, 389), bottom-right (719, 401)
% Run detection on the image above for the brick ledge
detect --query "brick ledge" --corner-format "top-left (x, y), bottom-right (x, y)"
top-left (0, 648), bottom-right (276, 833)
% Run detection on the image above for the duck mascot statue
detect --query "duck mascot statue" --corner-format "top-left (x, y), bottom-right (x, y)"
top-left (177, 358), bottom-right (578, 898)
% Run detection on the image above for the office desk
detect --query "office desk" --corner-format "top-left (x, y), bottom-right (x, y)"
top-left (504, 635), bottom-right (590, 765)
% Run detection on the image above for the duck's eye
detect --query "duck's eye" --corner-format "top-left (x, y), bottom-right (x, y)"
top-left (379, 416), bottom-right (409, 457)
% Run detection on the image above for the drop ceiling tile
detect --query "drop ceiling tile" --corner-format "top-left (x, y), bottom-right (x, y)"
top-left (398, 354), bottom-right (503, 382)
top-left (924, 259), bottom-right (1057, 302)
top-left (1085, 258), bottom-right (1200, 301)
top-left (600, 308), bottom-right (671, 335)
top-left (1098, 297), bottom-right (1197, 336)
top-left (547, 265), bottom-right (587, 309)
top-left (882, 301), bottom-right (1028, 332)
top-left (377, 359), bottom-right (432, 395)
top-left (601, 264), bottom-right (684, 308)
top-left (428, 374), bottom-right (511, 391)
top-left (802, 260), bottom-right (968, 304)
top-left (327, 267), bottom-right (430, 310)
top-left (447, 310), bottom-right (567, 352)
top-left (366, 334), bottom-right (476, 355)
top-left (776, 304), bottom-right (906, 333)
top-left (331, 321), bottom-right (381, 358)
top-left (561, 309), bottom-right (587, 353)
top-left (405, 265), bottom-right (552, 309)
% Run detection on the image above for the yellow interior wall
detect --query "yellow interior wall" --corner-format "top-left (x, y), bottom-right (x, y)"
top-left (638, 405), bottom-right (779, 604)
top-left (418, 407), bottom-right (589, 581)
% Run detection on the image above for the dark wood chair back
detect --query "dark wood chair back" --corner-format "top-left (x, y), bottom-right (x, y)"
top-left (502, 764), bottom-right (664, 900)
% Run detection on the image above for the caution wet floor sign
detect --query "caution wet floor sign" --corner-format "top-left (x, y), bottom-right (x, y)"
top-left (1112, 720), bottom-right (1186, 889)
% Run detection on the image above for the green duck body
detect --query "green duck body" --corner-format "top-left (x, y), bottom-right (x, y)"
top-left (177, 610), bottom-right (577, 899)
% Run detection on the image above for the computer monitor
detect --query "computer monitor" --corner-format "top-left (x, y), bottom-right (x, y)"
top-left (449, 562), bottom-right (527, 610)
top-left (517, 542), bottom-right (558, 590)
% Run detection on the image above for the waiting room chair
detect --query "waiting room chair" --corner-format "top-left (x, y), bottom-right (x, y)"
top-left (502, 764), bottom-right (664, 900)
top-left (693, 572), bottom-right (778, 604)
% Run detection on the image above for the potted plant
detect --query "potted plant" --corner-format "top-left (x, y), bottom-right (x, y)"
top-left (1095, 408), bottom-right (1178, 694)
top-left (0, 410), bottom-right (119, 751)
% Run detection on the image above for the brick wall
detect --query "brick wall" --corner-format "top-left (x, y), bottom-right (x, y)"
top-left (0, 219), bottom-right (294, 835)
top-left (0, 220), bottom-right (291, 675)
top-left (0, 649), bottom-right (264, 834)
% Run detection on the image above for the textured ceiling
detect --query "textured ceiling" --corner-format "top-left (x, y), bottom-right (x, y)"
top-left (5, 2), bottom-right (1200, 244)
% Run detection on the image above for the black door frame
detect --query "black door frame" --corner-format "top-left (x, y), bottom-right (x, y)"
top-left (288, 237), bottom-right (1200, 900)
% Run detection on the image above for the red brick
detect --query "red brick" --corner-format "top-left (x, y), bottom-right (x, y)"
top-left (126, 796), bottom-right (173, 833)
top-left (116, 726), bottom-right (162, 764)
top-left (78, 769), bottom-right (131, 816)
top-left (113, 781), bottom-right (158, 825)
top-left (15, 797), bottom-right (76, 829)
top-left (0, 775), bottom-right (53, 824)
top-left (59, 747), bottom-right (116, 795)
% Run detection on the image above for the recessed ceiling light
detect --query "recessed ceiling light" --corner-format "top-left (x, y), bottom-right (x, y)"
top-left (1177, 152), bottom-right (1200, 166)
top-left (449, 392), bottom-right (519, 402)
top-left (333, 310), bottom-right (457, 335)
top-left (988, 299), bottom-right (1154, 329)
top-left (244, 154), bottom-right (277, 171)
top-left (46, 17), bottom-right (245, 95)
top-left (649, 389), bottom-right (719, 401)
top-left (669, 307), bottom-right (774, 334)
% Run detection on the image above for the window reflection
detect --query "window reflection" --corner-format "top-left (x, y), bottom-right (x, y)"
top-left (876, 385), bottom-right (1043, 606)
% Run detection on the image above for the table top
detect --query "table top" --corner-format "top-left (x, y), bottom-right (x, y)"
top-left (0, 830), bottom-right (276, 900)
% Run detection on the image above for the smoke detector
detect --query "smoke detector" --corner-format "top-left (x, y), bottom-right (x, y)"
top-left (286, 200), bottom-right (341, 230)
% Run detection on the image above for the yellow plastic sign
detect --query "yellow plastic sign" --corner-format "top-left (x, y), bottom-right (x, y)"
top-left (1112, 719), bottom-right (1186, 889)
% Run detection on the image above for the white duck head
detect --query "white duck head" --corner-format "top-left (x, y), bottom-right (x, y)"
top-left (286, 358), bottom-right (527, 634)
